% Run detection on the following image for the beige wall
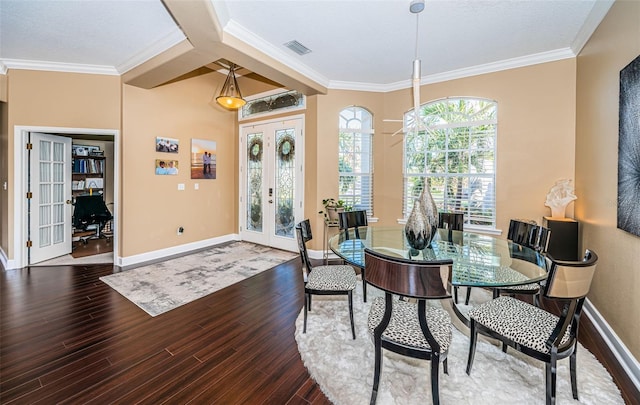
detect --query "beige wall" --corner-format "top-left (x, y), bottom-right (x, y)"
top-left (309, 59), bottom-right (577, 251)
top-left (0, 70), bottom-right (121, 262)
top-left (121, 71), bottom-right (237, 257)
top-left (576, 0), bottom-right (640, 358)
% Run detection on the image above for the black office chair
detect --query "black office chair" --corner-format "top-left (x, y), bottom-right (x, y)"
top-left (72, 194), bottom-right (113, 241)
top-left (295, 219), bottom-right (357, 340)
top-left (467, 250), bottom-right (598, 405)
top-left (364, 248), bottom-right (453, 405)
top-left (338, 210), bottom-right (369, 301)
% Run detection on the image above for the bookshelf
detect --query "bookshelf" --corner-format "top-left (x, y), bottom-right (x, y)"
top-left (72, 154), bottom-right (106, 197)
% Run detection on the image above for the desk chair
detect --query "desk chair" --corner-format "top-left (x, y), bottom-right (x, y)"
top-left (295, 219), bottom-right (357, 340)
top-left (338, 210), bottom-right (369, 301)
top-left (467, 250), bottom-right (597, 405)
top-left (364, 248), bottom-right (453, 405)
top-left (72, 195), bottom-right (113, 242)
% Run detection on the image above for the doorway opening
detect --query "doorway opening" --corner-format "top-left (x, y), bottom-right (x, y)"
top-left (12, 125), bottom-right (119, 269)
top-left (239, 115), bottom-right (304, 252)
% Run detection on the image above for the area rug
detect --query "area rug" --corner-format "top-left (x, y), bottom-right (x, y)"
top-left (100, 241), bottom-right (297, 317)
top-left (295, 284), bottom-right (623, 405)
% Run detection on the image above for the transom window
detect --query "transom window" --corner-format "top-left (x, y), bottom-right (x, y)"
top-left (403, 97), bottom-right (497, 230)
top-left (339, 106), bottom-right (373, 214)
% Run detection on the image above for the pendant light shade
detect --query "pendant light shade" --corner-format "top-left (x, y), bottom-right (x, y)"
top-left (216, 64), bottom-right (246, 109)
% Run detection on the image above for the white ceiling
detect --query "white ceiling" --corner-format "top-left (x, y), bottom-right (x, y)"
top-left (0, 0), bottom-right (614, 92)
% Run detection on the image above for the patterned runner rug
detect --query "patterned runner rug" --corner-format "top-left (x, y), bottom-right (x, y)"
top-left (295, 284), bottom-right (623, 404)
top-left (100, 241), bottom-right (297, 317)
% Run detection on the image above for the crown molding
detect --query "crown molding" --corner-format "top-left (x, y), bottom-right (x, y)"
top-left (117, 29), bottom-right (186, 74)
top-left (571, 0), bottom-right (615, 54)
top-left (329, 47), bottom-right (577, 93)
top-left (224, 19), bottom-right (330, 89)
top-left (0, 59), bottom-right (119, 75)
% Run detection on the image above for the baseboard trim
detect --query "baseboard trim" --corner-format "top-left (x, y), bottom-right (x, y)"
top-left (117, 233), bottom-right (240, 268)
top-left (584, 298), bottom-right (640, 392)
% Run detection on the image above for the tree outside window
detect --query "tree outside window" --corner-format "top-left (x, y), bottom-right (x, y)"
top-left (404, 98), bottom-right (497, 229)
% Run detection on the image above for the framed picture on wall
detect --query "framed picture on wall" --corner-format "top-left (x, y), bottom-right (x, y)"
top-left (155, 159), bottom-right (179, 175)
top-left (156, 137), bottom-right (179, 153)
top-left (617, 54), bottom-right (640, 237)
top-left (191, 139), bottom-right (217, 179)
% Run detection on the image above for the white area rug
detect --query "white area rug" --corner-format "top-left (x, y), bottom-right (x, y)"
top-left (295, 283), bottom-right (623, 405)
top-left (100, 242), bottom-right (297, 317)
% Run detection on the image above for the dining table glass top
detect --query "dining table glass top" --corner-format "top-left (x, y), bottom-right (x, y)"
top-left (329, 226), bottom-right (548, 288)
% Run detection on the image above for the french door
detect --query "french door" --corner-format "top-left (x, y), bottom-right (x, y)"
top-left (28, 132), bottom-right (73, 263)
top-left (239, 117), bottom-right (304, 251)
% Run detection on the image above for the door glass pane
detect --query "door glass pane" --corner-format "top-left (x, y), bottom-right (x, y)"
top-left (40, 162), bottom-right (51, 182)
top-left (40, 184), bottom-right (51, 204)
top-left (53, 142), bottom-right (64, 161)
top-left (53, 162), bottom-right (64, 182)
top-left (53, 223), bottom-right (64, 244)
top-left (39, 226), bottom-right (51, 247)
top-left (274, 129), bottom-right (295, 238)
top-left (246, 133), bottom-right (263, 232)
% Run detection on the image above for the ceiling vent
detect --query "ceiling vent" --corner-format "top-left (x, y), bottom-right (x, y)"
top-left (283, 40), bottom-right (311, 56)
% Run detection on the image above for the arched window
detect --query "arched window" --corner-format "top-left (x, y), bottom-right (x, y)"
top-left (403, 97), bottom-right (497, 230)
top-left (339, 106), bottom-right (374, 214)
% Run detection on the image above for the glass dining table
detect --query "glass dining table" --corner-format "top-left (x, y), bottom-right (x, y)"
top-left (329, 226), bottom-right (548, 326)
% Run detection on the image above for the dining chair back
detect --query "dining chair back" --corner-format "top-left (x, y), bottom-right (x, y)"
top-left (338, 210), bottom-right (368, 240)
top-left (466, 250), bottom-right (598, 405)
top-left (364, 248), bottom-right (453, 405)
top-left (438, 212), bottom-right (467, 303)
top-left (338, 209), bottom-right (369, 301)
top-left (295, 219), bottom-right (357, 339)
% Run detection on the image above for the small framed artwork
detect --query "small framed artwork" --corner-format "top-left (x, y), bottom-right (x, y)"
top-left (191, 139), bottom-right (217, 179)
top-left (156, 137), bottom-right (179, 153)
top-left (155, 159), bottom-right (179, 175)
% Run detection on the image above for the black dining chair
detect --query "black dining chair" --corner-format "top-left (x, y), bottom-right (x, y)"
top-left (364, 248), bottom-right (454, 405)
top-left (338, 210), bottom-right (369, 302)
top-left (437, 212), bottom-right (468, 304)
top-left (295, 219), bottom-right (357, 339)
top-left (466, 250), bottom-right (598, 405)
top-left (496, 219), bottom-right (552, 307)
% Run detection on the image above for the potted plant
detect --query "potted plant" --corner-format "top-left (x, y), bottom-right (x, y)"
top-left (319, 198), bottom-right (351, 224)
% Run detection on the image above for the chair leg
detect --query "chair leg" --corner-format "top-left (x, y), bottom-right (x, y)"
top-left (443, 357), bottom-right (448, 375)
top-left (570, 348), bottom-right (578, 400)
top-left (546, 356), bottom-right (558, 405)
top-left (466, 321), bottom-right (478, 375)
top-left (431, 352), bottom-right (441, 405)
top-left (370, 335), bottom-right (383, 405)
top-left (362, 268), bottom-right (367, 302)
top-left (303, 292), bottom-right (309, 334)
top-left (502, 342), bottom-right (508, 353)
top-left (454, 286), bottom-right (459, 304)
top-left (348, 290), bottom-right (356, 340)
top-left (464, 287), bottom-right (472, 305)
top-left (308, 294), bottom-right (312, 311)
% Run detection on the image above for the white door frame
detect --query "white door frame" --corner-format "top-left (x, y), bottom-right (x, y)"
top-left (238, 114), bottom-right (304, 252)
top-left (12, 125), bottom-right (119, 269)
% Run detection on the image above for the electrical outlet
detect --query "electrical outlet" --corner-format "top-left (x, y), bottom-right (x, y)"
top-left (177, 226), bottom-right (184, 235)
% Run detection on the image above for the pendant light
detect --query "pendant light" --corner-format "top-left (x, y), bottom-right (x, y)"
top-left (410, 0), bottom-right (424, 129)
top-left (216, 64), bottom-right (246, 109)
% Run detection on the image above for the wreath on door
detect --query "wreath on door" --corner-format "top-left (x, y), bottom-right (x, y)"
top-left (248, 138), bottom-right (263, 162)
top-left (277, 134), bottom-right (295, 163)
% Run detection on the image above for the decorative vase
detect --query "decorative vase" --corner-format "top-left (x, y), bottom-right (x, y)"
top-left (404, 187), bottom-right (438, 250)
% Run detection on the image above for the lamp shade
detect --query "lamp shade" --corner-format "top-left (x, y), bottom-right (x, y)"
top-left (216, 65), bottom-right (246, 109)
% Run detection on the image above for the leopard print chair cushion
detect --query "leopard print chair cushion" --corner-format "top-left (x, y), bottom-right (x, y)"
top-left (367, 297), bottom-right (452, 351)
top-left (307, 265), bottom-right (357, 291)
top-left (468, 296), bottom-right (571, 353)
top-left (500, 282), bottom-right (539, 291)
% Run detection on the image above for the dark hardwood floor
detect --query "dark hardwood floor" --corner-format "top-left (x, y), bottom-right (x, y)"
top-left (1, 259), bottom-right (331, 404)
top-left (1, 249), bottom-right (638, 404)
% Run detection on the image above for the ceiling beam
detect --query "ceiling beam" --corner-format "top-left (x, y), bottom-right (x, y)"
top-left (123, 0), bottom-right (326, 95)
